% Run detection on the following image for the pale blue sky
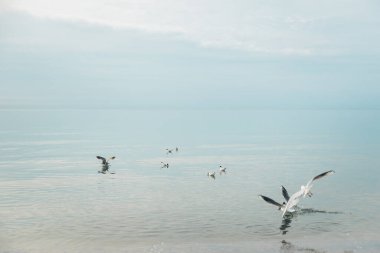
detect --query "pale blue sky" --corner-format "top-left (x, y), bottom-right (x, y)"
top-left (1, 1), bottom-right (380, 109)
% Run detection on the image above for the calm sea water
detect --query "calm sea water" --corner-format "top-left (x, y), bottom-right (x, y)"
top-left (0, 109), bottom-right (379, 253)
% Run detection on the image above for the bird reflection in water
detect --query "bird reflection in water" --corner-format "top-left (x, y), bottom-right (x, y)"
top-left (279, 214), bottom-right (293, 235)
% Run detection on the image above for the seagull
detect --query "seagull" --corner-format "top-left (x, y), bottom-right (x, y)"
top-left (175, 147), bottom-right (179, 152)
top-left (96, 156), bottom-right (116, 174)
top-left (161, 162), bottom-right (169, 168)
top-left (258, 186), bottom-right (293, 212)
top-left (166, 149), bottom-right (173, 154)
top-left (282, 170), bottom-right (335, 217)
top-left (207, 172), bottom-right (216, 179)
top-left (219, 165), bottom-right (227, 175)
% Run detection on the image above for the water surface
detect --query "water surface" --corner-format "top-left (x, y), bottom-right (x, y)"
top-left (0, 109), bottom-right (379, 253)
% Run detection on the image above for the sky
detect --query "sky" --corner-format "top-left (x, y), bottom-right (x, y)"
top-left (1, 0), bottom-right (380, 109)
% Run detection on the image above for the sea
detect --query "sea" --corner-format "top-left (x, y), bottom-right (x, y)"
top-left (0, 109), bottom-right (379, 253)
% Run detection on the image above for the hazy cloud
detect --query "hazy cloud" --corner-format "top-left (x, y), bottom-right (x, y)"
top-left (4, 0), bottom-right (380, 55)
top-left (1, 1), bottom-right (380, 109)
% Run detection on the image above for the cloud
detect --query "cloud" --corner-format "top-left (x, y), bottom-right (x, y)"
top-left (1, 1), bottom-right (380, 110)
top-left (4, 0), bottom-right (380, 55)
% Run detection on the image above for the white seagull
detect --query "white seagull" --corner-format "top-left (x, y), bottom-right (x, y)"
top-left (166, 149), bottom-right (173, 154)
top-left (282, 170), bottom-right (335, 217)
top-left (207, 172), bottom-right (216, 179)
top-left (219, 165), bottom-right (227, 175)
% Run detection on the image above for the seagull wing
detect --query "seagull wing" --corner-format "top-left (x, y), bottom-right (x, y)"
top-left (258, 195), bottom-right (282, 208)
top-left (282, 188), bottom-right (304, 217)
top-left (305, 170), bottom-right (335, 189)
top-left (96, 156), bottom-right (107, 164)
top-left (281, 186), bottom-right (290, 202)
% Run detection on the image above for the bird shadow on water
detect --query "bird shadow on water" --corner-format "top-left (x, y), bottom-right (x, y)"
top-left (280, 208), bottom-right (343, 235)
top-left (280, 240), bottom-right (326, 253)
top-left (299, 208), bottom-right (343, 215)
top-left (279, 240), bottom-right (355, 253)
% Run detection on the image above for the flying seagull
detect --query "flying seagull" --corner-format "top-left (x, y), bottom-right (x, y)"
top-left (166, 149), bottom-right (173, 154)
top-left (96, 156), bottom-right (116, 174)
top-left (175, 147), bottom-right (179, 152)
top-left (259, 186), bottom-right (292, 212)
top-left (282, 170), bottom-right (335, 217)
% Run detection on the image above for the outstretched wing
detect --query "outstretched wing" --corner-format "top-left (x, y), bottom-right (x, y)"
top-left (107, 156), bottom-right (116, 162)
top-left (306, 170), bottom-right (335, 188)
top-left (96, 156), bottom-right (106, 164)
top-left (281, 186), bottom-right (290, 202)
top-left (259, 195), bottom-right (282, 208)
top-left (282, 188), bottom-right (304, 217)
